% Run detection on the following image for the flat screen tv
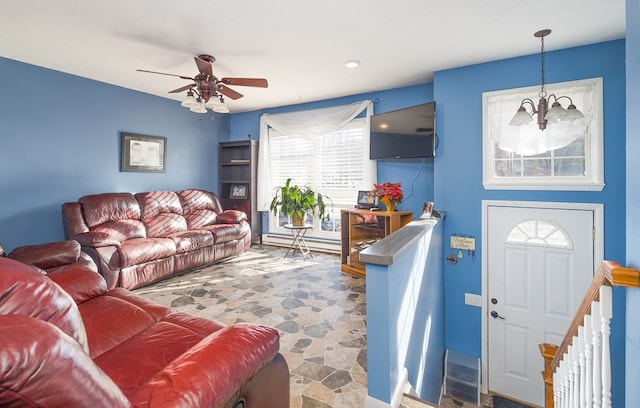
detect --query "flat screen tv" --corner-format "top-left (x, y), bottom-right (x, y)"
top-left (370, 102), bottom-right (436, 160)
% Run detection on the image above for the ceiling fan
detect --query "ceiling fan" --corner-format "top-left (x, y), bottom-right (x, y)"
top-left (137, 54), bottom-right (268, 113)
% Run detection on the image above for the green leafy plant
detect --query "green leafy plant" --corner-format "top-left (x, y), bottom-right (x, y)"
top-left (270, 178), bottom-right (328, 225)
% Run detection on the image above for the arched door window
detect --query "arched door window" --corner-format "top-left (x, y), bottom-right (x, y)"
top-left (506, 219), bottom-right (572, 249)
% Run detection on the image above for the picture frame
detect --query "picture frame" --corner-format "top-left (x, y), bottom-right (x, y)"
top-left (121, 132), bottom-right (167, 173)
top-left (229, 183), bottom-right (248, 199)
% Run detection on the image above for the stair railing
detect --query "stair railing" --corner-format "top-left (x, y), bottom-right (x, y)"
top-left (539, 261), bottom-right (639, 408)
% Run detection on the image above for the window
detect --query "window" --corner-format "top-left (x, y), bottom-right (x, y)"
top-left (268, 119), bottom-right (371, 239)
top-left (483, 77), bottom-right (604, 191)
top-left (506, 219), bottom-right (572, 249)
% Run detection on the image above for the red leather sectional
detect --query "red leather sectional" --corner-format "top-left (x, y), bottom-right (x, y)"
top-left (62, 189), bottom-right (251, 290)
top-left (0, 240), bottom-right (289, 407)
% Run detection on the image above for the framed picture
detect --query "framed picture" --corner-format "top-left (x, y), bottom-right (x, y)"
top-left (121, 132), bottom-right (167, 173)
top-left (229, 183), bottom-right (248, 199)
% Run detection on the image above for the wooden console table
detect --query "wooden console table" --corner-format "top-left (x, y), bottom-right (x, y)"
top-left (340, 208), bottom-right (413, 278)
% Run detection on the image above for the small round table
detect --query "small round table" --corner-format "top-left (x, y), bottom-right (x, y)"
top-left (283, 223), bottom-right (313, 260)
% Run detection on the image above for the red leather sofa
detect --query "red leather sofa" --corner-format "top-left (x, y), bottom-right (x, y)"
top-left (0, 240), bottom-right (289, 407)
top-left (62, 189), bottom-right (251, 290)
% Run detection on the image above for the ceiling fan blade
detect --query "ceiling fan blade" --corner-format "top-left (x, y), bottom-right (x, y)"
top-left (217, 84), bottom-right (244, 100)
top-left (194, 56), bottom-right (214, 78)
top-left (220, 77), bottom-right (268, 88)
top-left (136, 69), bottom-right (193, 81)
top-left (169, 84), bottom-right (196, 93)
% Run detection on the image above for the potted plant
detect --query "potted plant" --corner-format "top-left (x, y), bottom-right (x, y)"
top-left (270, 178), bottom-right (328, 226)
top-left (372, 182), bottom-right (404, 212)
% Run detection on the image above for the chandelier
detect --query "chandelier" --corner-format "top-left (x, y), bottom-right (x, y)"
top-left (509, 29), bottom-right (584, 130)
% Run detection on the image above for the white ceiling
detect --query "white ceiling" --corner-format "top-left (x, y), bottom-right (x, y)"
top-left (0, 0), bottom-right (625, 113)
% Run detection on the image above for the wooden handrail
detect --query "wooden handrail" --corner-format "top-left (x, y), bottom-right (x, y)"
top-left (540, 260), bottom-right (639, 407)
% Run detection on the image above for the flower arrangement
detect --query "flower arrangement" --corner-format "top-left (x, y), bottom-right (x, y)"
top-left (372, 182), bottom-right (404, 208)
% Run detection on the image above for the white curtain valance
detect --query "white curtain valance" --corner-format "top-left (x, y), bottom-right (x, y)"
top-left (257, 100), bottom-right (373, 210)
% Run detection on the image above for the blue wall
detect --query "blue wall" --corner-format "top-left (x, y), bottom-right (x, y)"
top-left (0, 57), bottom-right (228, 252)
top-left (230, 84), bottom-right (436, 221)
top-left (366, 220), bottom-right (445, 404)
top-left (626, 0), bottom-right (640, 406)
top-left (433, 40), bottom-right (627, 405)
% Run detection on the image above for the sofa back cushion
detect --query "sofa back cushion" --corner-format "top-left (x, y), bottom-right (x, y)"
top-left (79, 193), bottom-right (146, 241)
top-left (0, 314), bottom-right (131, 407)
top-left (0, 257), bottom-right (89, 353)
top-left (178, 189), bottom-right (223, 229)
top-left (135, 191), bottom-right (188, 237)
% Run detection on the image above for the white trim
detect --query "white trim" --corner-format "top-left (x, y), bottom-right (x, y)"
top-left (480, 200), bottom-right (604, 395)
top-left (364, 367), bottom-right (409, 408)
top-left (482, 77), bottom-right (604, 191)
top-left (261, 233), bottom-right (340, 254)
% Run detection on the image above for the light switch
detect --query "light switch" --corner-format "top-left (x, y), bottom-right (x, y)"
top-left (465, 293), bottom-right (482, 307)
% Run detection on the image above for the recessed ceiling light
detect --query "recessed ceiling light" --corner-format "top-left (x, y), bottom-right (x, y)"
top-left (344, 60), bottom-right (360, 69)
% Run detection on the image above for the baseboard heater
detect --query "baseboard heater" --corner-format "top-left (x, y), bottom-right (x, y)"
top-left (261, 233), bottom-right (340, 254)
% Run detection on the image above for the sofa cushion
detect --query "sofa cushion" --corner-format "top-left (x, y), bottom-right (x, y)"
top-left (178, 189), bottom-right (223, 214)
top-left (136, 191), bottom-right (189, 237)
top-left (80, 193), bottom-right (141, 227)
top-left (118, 238), bottom-right (177, 268)
top-left (0, 257), bottom-right (88, 353)
top-left (79, 287), bottom-right (173, 359)
top-left (178, 189), bottom-right (225, 229)
top-left (169, 230), bottom-right (215, 253)
top-left (94, 219), bottom-right (147, 241)
top-left (183, 208), bottom-right (219, 229)
top-left (202, 223), bottom-right (247, 244)
top-left (0, 314), bottom-right (131, 407)
top-left (93, 313), bottom-right (225, 398)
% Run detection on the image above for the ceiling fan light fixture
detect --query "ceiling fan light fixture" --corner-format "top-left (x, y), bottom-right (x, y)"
top-left (189, 98), bottom-right (207, 113)
top-left (181, 90), bottom-right (198, 108)
top-left (212, 104), bottom-right (230, 114)
top-left (138, 54), bottom-right (268, 114)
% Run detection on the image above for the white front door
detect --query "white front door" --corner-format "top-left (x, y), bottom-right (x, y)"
top-left (486, 205), bottom-right (595, 406)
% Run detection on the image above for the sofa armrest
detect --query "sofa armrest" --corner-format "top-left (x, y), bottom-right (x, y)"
top-left (71, 231), bottom-right (122, 248)
top-left (130, 323), bottom-right (280, 408)
top-left (217, 210), bottom-right (248, 224)
top-left (8, 240), bottom-right (82, 270)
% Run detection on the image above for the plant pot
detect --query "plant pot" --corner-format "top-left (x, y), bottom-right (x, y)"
top-left (292, 213), bottom-right (306, 226)
top-left (380, 196), bottom-right (395, 212)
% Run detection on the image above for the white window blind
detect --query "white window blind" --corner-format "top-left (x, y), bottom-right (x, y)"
top-left (268, 119), bottom-right (372, 239)
top-left (269, 121), bottom-right (366, 207)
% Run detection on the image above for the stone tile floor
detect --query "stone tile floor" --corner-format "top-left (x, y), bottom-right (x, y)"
top-left (133, 245), bottom-right (464, 407)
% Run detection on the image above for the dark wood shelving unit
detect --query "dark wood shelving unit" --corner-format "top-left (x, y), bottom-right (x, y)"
top-left (219, 140), bottom-right (260, 243)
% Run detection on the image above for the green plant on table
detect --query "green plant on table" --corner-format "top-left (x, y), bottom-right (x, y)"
top-left (270, 178), bottom-right (328, 225)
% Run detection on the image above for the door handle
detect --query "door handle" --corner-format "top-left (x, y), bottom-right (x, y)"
top-left (491, 311), bottom-right (506, 320)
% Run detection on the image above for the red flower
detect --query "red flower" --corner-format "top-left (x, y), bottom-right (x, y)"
top-left (372, 182), bottom-right (404, 204)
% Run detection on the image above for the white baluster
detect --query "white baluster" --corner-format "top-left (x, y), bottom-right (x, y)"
top-left (578, 328), bottom-right (586, 408)
top-left (592, 301), bottom-right (602, 408)
top-left (559, 359), bottom-right (567, 408)
top-left (584, 315), bottom-right (594, 408)
top-left (573, 339), bottom-right (580, 408)
top-left (567, 344), bottom-right (576, 408)
top-left (600, 286), bottom-right (612, 408)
